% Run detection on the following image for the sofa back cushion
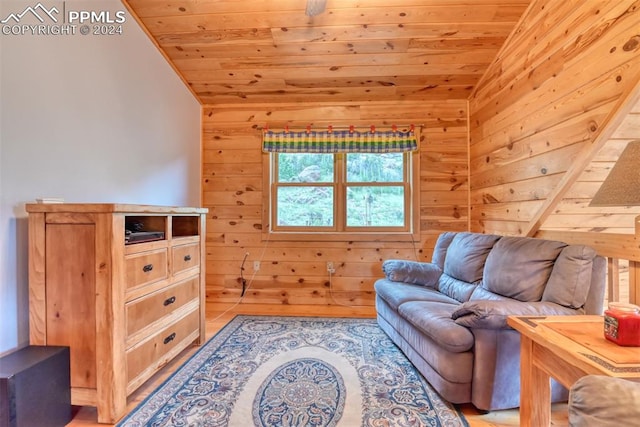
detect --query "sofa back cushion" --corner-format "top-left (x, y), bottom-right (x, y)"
top-left (482, 236), bottom-right (566, 302)
top-left (469, 285), bottom-right (511, 302)
top-left (443, 233), bottom-right (501, 284)
top-left (541, 245), bottom-right (596, 309)
top-left (438, 275), bottom-right (478, 303)
top-left (583, 255), bottom-right (607, 315)
top-left (431, 232), bottom-right (458, 269)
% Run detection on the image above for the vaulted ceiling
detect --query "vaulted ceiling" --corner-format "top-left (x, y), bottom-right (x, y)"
top-left (122, 0), bottom-right (532, 104)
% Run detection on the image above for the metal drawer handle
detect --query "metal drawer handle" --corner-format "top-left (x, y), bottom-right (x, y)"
top-left (163, 296), bottom-right (176, 306)
top-left (163, 332), bottom-right (176, 345)
top-left (184, 254), bottom-right (192, 262)
top-left (143, 264), bottom-right (153, 273)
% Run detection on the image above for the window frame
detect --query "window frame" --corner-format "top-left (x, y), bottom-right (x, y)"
top-left (262, 151), bottom-right (420, 242)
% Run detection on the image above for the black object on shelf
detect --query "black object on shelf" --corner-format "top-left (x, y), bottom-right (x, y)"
top-left (125, 230), bottom-right (165, 244)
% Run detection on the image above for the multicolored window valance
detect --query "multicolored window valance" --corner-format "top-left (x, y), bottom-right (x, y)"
top-left (262, 126), bottom-right (419, 153)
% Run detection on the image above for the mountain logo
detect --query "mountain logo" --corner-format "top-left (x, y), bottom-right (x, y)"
top-left (1, 2), bottom-right (60, 24)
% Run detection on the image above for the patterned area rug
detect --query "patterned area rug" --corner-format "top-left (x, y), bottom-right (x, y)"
top-left (118, 316), bottom-right (469, 426)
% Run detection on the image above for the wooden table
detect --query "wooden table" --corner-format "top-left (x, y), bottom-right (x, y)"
top-left (507, 315), bottom-right (640, 427)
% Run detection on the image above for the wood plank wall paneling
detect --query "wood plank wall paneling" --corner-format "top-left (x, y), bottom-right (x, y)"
top-left (202, 101), bottom-right (468, 306)
top-left (468, 0), bottom-right (640, 237)
top-left (123, 0), bottom-right (530, 104)
top-left (553, 97), bottom-right (640, 233)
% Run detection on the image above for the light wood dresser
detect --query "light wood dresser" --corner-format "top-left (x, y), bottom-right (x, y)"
top-left (25, 203), bottom-right (207, 423)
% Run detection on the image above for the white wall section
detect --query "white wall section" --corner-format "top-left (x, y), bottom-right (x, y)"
top-left (0, 0), bottom-right (201, 354)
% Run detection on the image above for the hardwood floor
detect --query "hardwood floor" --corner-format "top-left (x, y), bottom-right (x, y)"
top-left (67, 302), bottom-right (569, 426)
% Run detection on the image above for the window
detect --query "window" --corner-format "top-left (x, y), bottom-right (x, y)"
top-left (262, 127), bottom-right (420, 241)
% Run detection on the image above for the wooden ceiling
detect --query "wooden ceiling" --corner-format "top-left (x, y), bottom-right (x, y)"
top-left (123, 0), bottom-right (532, 104)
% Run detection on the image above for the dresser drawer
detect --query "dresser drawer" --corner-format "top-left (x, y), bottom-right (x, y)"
top-left (172, 243), bottom-right (200, 275)
top-left (125, 249), bottom-right (168, 290)
top-left (125, 277), bottom-right (199, 339)
top-left (126, 309), bottom-right (199, 385)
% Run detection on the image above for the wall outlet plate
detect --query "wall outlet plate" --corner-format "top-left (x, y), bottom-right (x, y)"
top-left (253, 260), bottom-right (260, 271)
top-left (327, 261), bottom-right (335, 273)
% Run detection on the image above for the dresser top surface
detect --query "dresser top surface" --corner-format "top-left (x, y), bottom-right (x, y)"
top-left (25, 203), bottom-right (208, 215)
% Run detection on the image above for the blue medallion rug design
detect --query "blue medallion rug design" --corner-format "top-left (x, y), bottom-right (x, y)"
top-left (118, 316), bottom-right (469, 427)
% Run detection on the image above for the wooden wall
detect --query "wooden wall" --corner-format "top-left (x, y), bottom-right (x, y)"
top-left (198, 0), bottom-right (640, 307)
top-left (468, 0), bottom-right (640, 236)
top-left (202, 100), bottom-right (467, 306)
top-left (542, 98), bottom-right (640, 234)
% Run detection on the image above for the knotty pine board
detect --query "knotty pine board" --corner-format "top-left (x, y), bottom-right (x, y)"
top-left (469, 0), bottom-right (640, 237)
top-left (126, 0), bottom-right (530, 18)
top-left (202, 100), bottom-right (467, 306)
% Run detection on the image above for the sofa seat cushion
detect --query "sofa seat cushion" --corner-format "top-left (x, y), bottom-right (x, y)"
top-left (376, 299), bottom-right (473, 385)
top-left (374, 279), bottom-right (459, 311)
top-left (398, 301), bottom-right (474, 353)
top-left (482, 236), bottom-right (566, 302)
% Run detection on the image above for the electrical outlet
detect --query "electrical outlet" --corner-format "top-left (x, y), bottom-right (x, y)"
top-left (326, 261), bottom-right (335, 273)
top-left (253, 261), bottom-right (260, 271)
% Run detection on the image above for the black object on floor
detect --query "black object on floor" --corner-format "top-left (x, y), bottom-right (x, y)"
top-left (0, 345), bottom-right (71, 427)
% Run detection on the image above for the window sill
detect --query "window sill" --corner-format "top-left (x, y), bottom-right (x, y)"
top-left (262, 230), bottom-right (419, 242)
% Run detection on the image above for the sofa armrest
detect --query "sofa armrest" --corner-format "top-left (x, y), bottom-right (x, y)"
top-left (451, 300), bottom-right (578, 329)
top-left (381, 259), bottom-right (442, 287)
top-left (569, 375), bottom-right (640, 426)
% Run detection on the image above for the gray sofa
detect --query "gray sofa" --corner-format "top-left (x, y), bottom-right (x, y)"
top-left (569, 375), bottom-right (640, 426)
top-left (374, 231), bottom-right (606, 411)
